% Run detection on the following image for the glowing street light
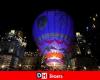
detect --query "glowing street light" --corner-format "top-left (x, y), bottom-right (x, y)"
top-left (76, 32), bottom-right (81, 37)
top-left (93, 17), bottom-right (96, 21)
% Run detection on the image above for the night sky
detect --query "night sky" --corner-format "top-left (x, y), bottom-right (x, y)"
top-left (0, 1), bottom-right (99, 60)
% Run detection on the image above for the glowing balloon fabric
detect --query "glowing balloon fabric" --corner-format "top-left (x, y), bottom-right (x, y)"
top-left (33, 10), bottom-right (74, 69)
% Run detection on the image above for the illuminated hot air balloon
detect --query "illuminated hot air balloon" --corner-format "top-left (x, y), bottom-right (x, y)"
top-left (32, 10), bottom-right (74, 70)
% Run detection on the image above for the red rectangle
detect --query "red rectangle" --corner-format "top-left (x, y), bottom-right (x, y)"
top-left (0, 71), bottom-right (100, 80)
